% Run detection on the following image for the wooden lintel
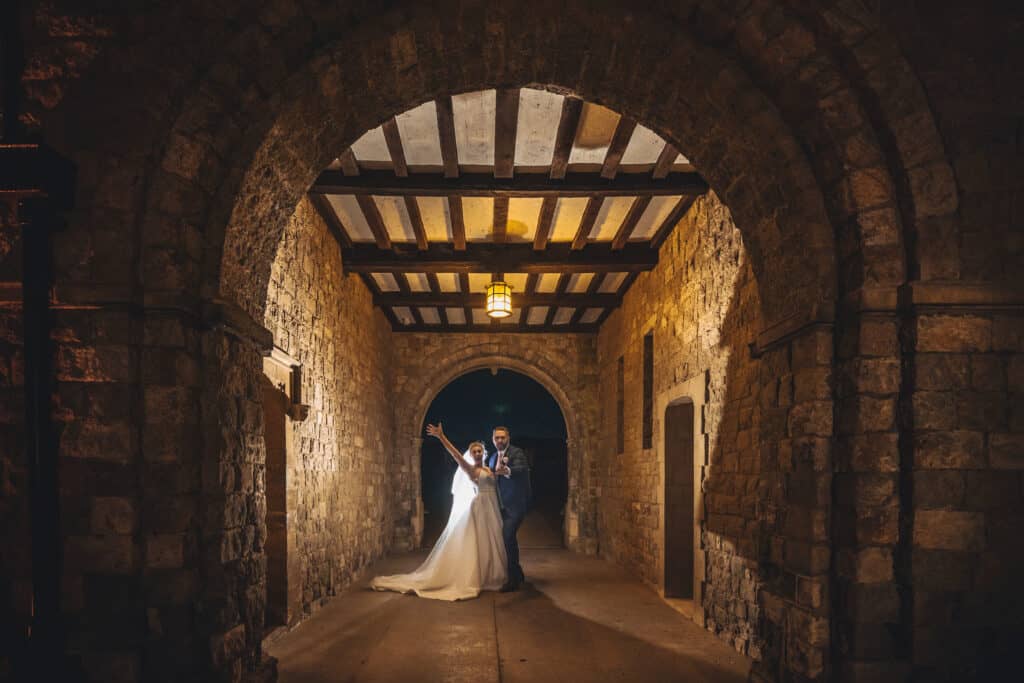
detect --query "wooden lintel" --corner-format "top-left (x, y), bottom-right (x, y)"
top-left (339, 243), bottom-right (659, 273)
top-left (373, 292), bottom-right (621, 308)
top-left (312, 169), bottom-right (708, 197)
top-left (650, 195), bottom-right (696, 250)
top-left (652, 143), bottom-right (677, 180)
top-left (493, 195), bottom-right (509, 243)
top-left (449, 195), bottom-right (466, 250)
top-left (390, 323), bottom-right (600, 334)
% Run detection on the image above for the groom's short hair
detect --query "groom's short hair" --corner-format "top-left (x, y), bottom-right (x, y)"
top-left (493, 426), bottom-right (510, 437)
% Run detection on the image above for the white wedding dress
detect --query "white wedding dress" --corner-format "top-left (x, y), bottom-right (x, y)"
top-left (371, 456), bottom-right (508, 601)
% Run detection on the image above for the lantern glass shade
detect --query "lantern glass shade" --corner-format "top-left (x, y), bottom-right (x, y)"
top-left (485, 280), bottom-right (513, 318)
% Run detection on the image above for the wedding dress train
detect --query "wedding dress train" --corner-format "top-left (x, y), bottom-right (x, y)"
top-left (371, 462), bottom-right (507, 601)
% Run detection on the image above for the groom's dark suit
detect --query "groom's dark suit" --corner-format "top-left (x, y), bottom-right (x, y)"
top-left (489, 444), bottom-right (531, 585)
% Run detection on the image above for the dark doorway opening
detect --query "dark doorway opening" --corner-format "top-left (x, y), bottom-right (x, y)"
top-left (664, 400), bottom-right (695, 599)
top-left (420, 369), bottom-right (568, 548)
top-left (260, 375), bottom-right (288, 632)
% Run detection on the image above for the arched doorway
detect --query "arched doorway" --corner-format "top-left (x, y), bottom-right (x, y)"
top-left (419, 369), bottom-right (568, 548)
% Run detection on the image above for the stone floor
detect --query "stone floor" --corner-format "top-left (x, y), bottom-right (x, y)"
top-left (266, 548), bottom-right (751, 683)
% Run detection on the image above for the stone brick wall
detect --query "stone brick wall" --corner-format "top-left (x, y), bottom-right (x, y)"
top-left (263, 197), bottom-right (396, 623)
top-left (596, 193), bottom-right (834, 680)
top-left (388, 333), bottom-right (600, 553)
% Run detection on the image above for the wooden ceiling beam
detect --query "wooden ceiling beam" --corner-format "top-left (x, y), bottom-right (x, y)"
top-left (532, 196), bottom-right (557, 251)
top-left (435, 96), bottom-right (459, 179)
top-left (339, 148), bottom-right (360, 176)
top-left (571, 196), bottom-right (602, 251)
top-left (382, 117), bottom-right (408, 178)
top-left (403, 196), bottom-right (429, 250)
top-left (611, 195), bottom-right (652, 250)
top-left (390, 323), bottom-right (601, 334)
top-left (339, 243), bottom-right (659, 273)
top-left (312, 169), bottom-right (708, 197)
top-left (308, 192), bottom-right (352, 249)
top-left (550, 97), bottom-right (584, 180)
top-left (650, 195), bottom-right (696, 250)
top-left (652, 142), bottom-right (678, 180)
top-left (493, 195), bottom-right (509, 243)
top-left (448, 195), bottom-right (466, 251)
top-left (373, 292), bottom-right (621, 308)
top-left (494, 88), bottom-right (520, 179)
top-left (600, 117), bottom-right (637, 179)
top-left (354, 195), bottom-right (391, 249)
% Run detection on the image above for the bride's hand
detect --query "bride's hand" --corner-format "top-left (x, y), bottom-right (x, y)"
top-left (425, 422), bottom-right (444, 439)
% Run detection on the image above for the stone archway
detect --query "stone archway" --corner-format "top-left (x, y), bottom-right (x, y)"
top-left (14, 2), bottom-right (1009, 682)
top-left (393, 337), bottom-right (598, 554)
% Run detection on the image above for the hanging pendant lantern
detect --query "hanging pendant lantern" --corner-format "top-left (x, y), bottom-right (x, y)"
top-left (485, 279), bottom-right (513, 318)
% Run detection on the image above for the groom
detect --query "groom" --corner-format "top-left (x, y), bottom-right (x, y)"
top-left (488, 426), bottom-right (531, 591)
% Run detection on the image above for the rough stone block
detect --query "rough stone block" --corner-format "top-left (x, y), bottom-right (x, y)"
top-left (916, 315), bottom-right (992, 353)
top-left (842, 432), bottom-right (899, 472)
top-left (914, 430), bottom-right (985, 469)
top-left (965, 471), bottom-right (1019, 509)
top-left (914, 510), bottom-right (985, 551)
top-left (913, 470), bottom-right (965, 508)
top-left (912, 549), bottom-right (974, 590)
top-left (91, 497), bottom-right (137, 535)
top-left (990, 433), bottom-right (1024, 469)
top-left (916, 353), bottom-right (969, 391)
top-left (838, 546), bottom-right (893, 583)
top-left (146, 534), bottom-right (185, 569)
top-left (912, 391), bottom-right (956, 430)
top-left (65, 534), bottom-right (136, 574)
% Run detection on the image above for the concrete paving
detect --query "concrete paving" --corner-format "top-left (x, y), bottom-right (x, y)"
top-left (266, 548), bottom-right (751, 683)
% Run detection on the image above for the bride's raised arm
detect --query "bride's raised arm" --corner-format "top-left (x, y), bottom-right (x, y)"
top-left (425, 422), bottom-right (479, 481)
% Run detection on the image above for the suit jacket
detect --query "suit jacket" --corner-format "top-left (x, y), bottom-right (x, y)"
top-left (489, 444), bottom-right (531, 511)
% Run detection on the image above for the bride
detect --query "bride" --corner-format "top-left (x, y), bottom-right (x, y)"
top-left (370, 422), bottom-right (509, 600)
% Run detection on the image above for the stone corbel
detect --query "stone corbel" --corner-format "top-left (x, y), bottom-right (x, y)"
top-left (201, 298), bottom-right (274, 354)
top-left (265, 345), bottom-right (310, 422)
top-left (749, 301), bottom-right (836, 358)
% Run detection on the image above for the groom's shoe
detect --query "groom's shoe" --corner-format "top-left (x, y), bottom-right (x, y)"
top-left (499, 580), bottom-right (520, 593)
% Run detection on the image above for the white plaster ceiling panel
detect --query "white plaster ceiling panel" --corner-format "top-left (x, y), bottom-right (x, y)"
top-left (565, 273), bottom-right (594, 293)
top-left (535, 273), bottom-right (561, 293)
top-left (395, 101), bottom-right (443, 166)
top-left (445, 307), bottom-right (466, 324)
top-left (504, 273), bottom-right (528, 292)
top-left (549, 197), bottom-right (589, 242)
top-left (676, 153), bottom-right (690, 164)
top-left (588, 196), bottom-right (634, 241)
top-left (515, 88), bottom-right (563, 167)
top-left (526, 306), bottom-right (549, 325)
top-left (499, 309), bottom-right (523, 324)
top-left (471, 308), bottom-right (491, 324)
top-left (372, 195), bottom-right (415, 242)
top-left (598, 272), bottom-right (627, 293)
top-left (405, 273), bottom-right (430, 292)
top-left (326, 195), bottom-right (374, 242)
top-left (418, 307), bottom-right (441, 324)
top-left (467, 272), bottom-right (492, 294)
top-left (452, 89), bottom-right (496, 166)
top-left (552, 307), bottom-right (574, 324)
top-left (461, 196), bottom-right (495, 241)
top-left (392, 307), bottom-right (414, 325)
top-left (507, 197), bottom-right (543, 243)
top-left (436, 273), bottom-right (460, 292)
top-left (416, 196), bottom-right (452, 243)
top-left (350, 125), bottom-right (391, 163)
top-left (630, 195), bottom-right (683, 241)
top-left (568, 102), bottom-right (620, 165)
top-left (580, 308), bottom-right (603, 324)
top-left (620, 124), bottom-right (666, 165)
top-left (371, 273), bottom-right (400, 292)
